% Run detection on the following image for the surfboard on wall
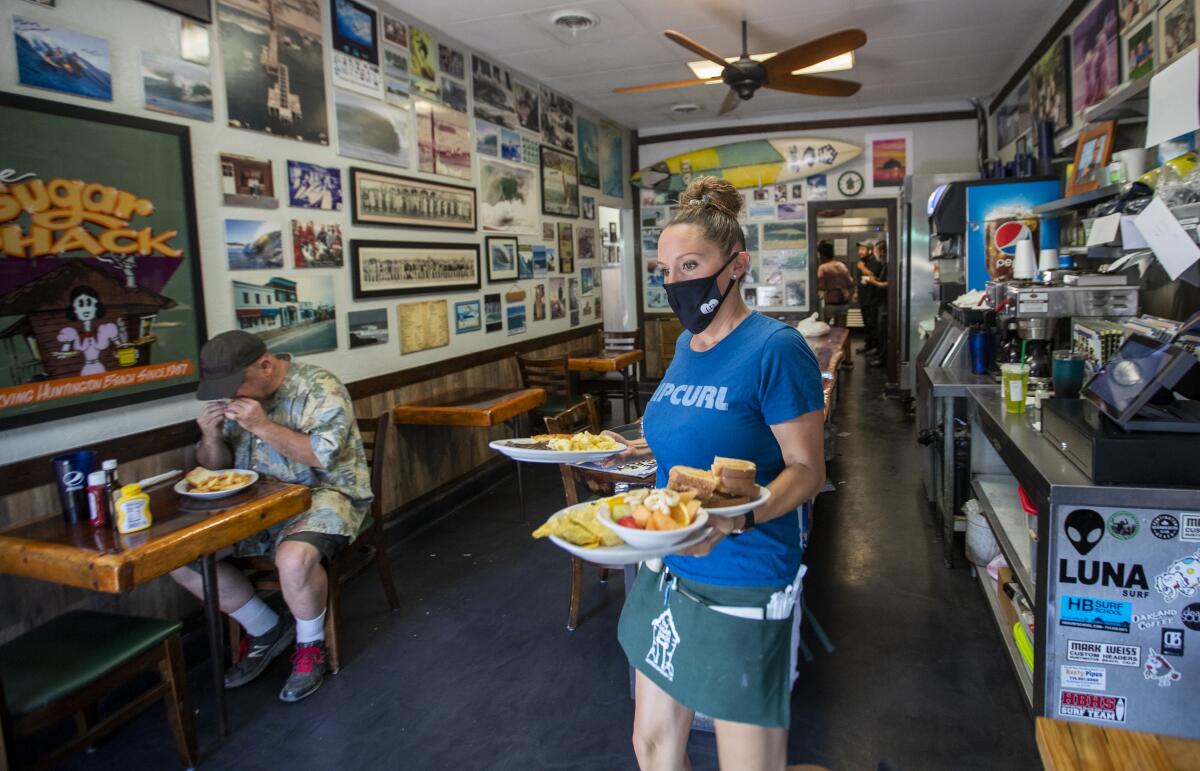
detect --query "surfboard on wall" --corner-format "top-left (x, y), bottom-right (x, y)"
top-left (633, 137), bottom-right (862, 191)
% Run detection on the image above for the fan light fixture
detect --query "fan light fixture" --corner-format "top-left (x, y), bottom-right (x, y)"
top-left (686, 51), bottom-right (854, 81)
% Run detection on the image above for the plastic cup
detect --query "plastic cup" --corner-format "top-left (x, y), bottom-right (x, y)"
top-left (52, 450), bottom-right (96, 524)
top-left (968, 330), bottom-right (993, 375)
top-left (1000, 363), bottom-right (1030, 414)
top-left (1052, 350), bottom-right (1086, 398)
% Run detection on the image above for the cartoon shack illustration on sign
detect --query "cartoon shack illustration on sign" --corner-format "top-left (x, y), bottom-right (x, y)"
top-left (0, 91), bottom-right (204, 427)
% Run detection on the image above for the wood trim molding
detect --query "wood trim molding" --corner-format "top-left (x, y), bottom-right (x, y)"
top-left (1, 324), bottom-right (602, 495)
top-left (638, 110), bottom-right (976, 146)
top-left (987, 0), bottom-right (1091, 115)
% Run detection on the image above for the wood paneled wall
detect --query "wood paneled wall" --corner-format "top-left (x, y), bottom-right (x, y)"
top-left (0, 331), bottom-right (600, 645)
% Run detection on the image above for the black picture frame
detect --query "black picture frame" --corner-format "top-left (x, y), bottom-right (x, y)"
top-left (485, 236), bottom-right (519, 283)
top-left (540, 145), bottom-right (580, 218)
top-left (136, 0), bottom-right (212, 23)
top-left (0, 92), bottom-right (206, 429)
top-left (349, 167), bottom-right (478, 232)
top-left (350, 240), bottom-right (481, 300)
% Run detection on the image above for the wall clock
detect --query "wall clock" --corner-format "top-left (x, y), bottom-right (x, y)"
top-left (837, 170), bottom-right (864, 197)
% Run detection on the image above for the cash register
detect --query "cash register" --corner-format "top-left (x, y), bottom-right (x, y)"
top-left (1042, 329), bottom-right (1200, 485)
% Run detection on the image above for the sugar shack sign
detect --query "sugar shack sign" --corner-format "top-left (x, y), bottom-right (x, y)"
top-left (0, 93), bottom-right (205, 427)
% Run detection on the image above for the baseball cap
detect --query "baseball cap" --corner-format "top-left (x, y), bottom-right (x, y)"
top-left (196, 330), bottom-right (266, 401)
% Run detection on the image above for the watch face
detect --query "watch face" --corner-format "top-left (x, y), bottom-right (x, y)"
top-left (838, 170), bottom-right (864, 197)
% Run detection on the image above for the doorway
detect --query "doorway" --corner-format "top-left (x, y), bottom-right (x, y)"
top-left (807, 198), bottom-right (898, 377)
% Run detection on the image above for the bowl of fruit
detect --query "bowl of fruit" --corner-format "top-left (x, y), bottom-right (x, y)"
top-left (595, 488), bottom-right (709, 551)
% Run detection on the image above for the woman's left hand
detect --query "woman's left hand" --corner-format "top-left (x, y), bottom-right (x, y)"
top-left (677, 513), bottom-right (745, 557)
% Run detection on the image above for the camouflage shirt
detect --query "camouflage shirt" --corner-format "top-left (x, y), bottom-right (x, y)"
top-left (224, 358), bottom-right (372, 551)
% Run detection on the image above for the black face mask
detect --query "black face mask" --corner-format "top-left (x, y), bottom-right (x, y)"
top-left (665, 251), bottom-right (740, 334)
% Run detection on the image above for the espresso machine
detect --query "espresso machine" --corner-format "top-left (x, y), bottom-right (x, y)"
top-left (988, 277), bottom-right (1140, 383)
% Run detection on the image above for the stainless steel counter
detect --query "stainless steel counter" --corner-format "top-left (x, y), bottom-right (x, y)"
top-left (921, 366), bottom-right (996, 398)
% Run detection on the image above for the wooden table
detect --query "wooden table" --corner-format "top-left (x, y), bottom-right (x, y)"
top-left (806, 327), bottom-right (850, 418)
top-left (568, 349), bottom-right (644, 423)
top-left (393, 387), bottom-right (546, 518)
top-left (0, 479), bottom-right (311, 741)
top-left (1036, 717), bottom-right (1200, 771)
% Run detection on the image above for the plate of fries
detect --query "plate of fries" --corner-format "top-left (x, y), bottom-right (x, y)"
top-left (531, 492), bottom-right (711, 565)
top-left (174, 467), bottom-right (259, 499)
top-left (489, 431), bottom-right (623, 464)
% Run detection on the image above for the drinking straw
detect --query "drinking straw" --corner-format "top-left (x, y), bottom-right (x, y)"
top-left (1020, 339), bottom-right (1027, 364)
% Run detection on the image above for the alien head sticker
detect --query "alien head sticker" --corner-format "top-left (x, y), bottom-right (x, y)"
top-left (1065, 509), bottom-right (1105, 556)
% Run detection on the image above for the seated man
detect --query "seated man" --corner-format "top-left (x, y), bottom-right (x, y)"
top-left (171, 330), bottom-right (371, 703)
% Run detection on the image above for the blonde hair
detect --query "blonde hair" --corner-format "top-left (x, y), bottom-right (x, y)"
top-left (666, 176), bottom-right (745, 255)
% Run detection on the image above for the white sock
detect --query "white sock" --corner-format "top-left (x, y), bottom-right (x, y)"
top-left (230, 596), bottom-right (279, 638)
top-left (295, 609), bottom-right (326, 645)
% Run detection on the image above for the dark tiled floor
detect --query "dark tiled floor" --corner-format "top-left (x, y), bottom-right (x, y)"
top-left (60, 344), bottom-right (1037, 770)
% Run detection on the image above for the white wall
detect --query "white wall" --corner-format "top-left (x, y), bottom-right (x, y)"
top-left (0, 0), bottom-right (632, 463)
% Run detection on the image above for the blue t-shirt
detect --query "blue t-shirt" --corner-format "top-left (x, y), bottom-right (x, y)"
top-left (644, 312), bottom-right (824, 587)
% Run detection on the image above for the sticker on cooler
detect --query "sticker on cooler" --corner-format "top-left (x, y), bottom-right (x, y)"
top-left (1060, 664), bottom-right (1106, 691)
top-left (1182, 513), bottom-right (1200, 543)
top-left (1154, 550), bottom-right (1200, 603)
top-left (1066, 639), bottom-right (1140, 667)
top-left (1143, 650), bottom-right (1182, 687)
top-left (1058, 690), bottom-right (1127, 723)
top-left (1059, 595), bottom-right (1132, 633)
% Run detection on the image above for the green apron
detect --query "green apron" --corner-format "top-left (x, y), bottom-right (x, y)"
top-left (618, 564), bottom-right (794, 728)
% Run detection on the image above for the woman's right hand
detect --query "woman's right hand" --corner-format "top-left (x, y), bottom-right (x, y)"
top-left (600, 430), bottom-right (650, 466)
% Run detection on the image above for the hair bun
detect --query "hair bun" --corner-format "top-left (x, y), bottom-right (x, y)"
top-left (678, 176), bottom-right (742, 220)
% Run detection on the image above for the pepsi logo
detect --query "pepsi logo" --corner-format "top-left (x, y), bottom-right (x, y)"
top-left (62, 470), bottom-right (85, 490)
top-left (993, 220), bottom-right (1032, 256)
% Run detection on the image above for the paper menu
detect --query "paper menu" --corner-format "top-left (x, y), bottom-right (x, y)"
top-left (1133, 197), bottom-right (1200, 280)
top-left (1145, 49), bottom-right (1200, 149)
top-left (1086, 213), bottom-right (1122, 246)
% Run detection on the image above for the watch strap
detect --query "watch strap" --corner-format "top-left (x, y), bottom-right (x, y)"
top-left (732, 509), bottom-right (756, 536)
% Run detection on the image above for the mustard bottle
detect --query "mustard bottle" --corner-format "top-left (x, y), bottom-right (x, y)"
top-left (114, 483), bottom-right (153, 534)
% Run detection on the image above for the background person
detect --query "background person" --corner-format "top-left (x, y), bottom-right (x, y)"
top-left (606, 176), bottom-right (826, 771)
top-left (170, 330), bottom-right (372, 703)
top-left (856, 240), bottom-right (889, 365)
top-left (816, 240), bottom-right (853, 326)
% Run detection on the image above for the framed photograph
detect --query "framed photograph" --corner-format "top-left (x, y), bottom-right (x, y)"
top-left (409, 25), bottom-right (437, 82)
top-left (1123, 16), bottom-right (1156, 80)
top-left (484, 293), bottom-right (502, 332)
top-left (1120, 0), bottom-right (1159, 30)
top-left (541, 146), bottom-right (580, 218)
top-left (1072, 0), bottom-right (1120, 113)
top-left (382, 14), bottom-right (407, 47)
top-left (217, 0), bottom-right (328, 145)
top-left (479, 159), bottom-right (540, 234)
top-left (414, 99), bottom-right (471, 180)
top-left (292, 220), bottom-right (343, 268)
top-left (577, 116), bottom-right (600, 188)
top-left (14, 16), bottom-right (112, 101)
top-left (439, 43), bottom-right (465, 79)
top-left (1158, 0), bottom-right (1198, 66)
top-left (1067, 120), bottom-right (1116, 196)
top-left (141, 52), bottom-right (213, 121)
top-left (335, 88), bottom-right (410, 168)
top-left (348, 308), bottom-right (388, 349)
top-left (220, 153), bottom-right (277, 209)
top-left (518, 244), bottom-right (534, 279)
top-left (351, 167), bottom-right (476, 230)
top-left (225, 218), bottom-right (283, 269)
top-left (1029, 36), bottom-right (1073, 132)
top-left (599, 122), bottom-right (624, 198)
top-left (578, 226), bottom-right (596, 262)
top-left (0, 92), bottom-right (206, 428)
top-left (351, 240), bottom-right (481, 299)
top-left (180, 18), bottom-right (210, 65)
top-left (507, 302), bottom-right (527, 336)
top-left (514, 80), bottom-right (540, 134)
top-left (454, 300), bottom-right (481, 333)
top-left (287, 160), bottom-right (343, 211)
top-left (232, 274), bottom-right (337, 357)
top-left (472, 54), bottom-right (518, 129)
top-left (486, 236), bottom-right (519, 282)
top-left (558, 222), bottom-right (575, 273)
top-left (543, 222), bottom-right (556, 241)
top-left (398, 299), bottom-right (449, 354)
top-left (582, 195), bottom-right (596, 220)
top-left (540, 86), bottom-right (576, 151)
top-left (864, 132), bottom-right (912, 192)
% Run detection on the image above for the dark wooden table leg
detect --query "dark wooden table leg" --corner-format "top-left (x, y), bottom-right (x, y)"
top-left (506, 417), bottom-right (527, 522)
top-left (200, 553), bottom-right (229, 739)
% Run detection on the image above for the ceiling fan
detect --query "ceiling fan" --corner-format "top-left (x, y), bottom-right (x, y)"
top-left (614, 22), bottom-right (867, 115)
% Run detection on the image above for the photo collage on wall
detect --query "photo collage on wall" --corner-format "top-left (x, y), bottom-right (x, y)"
top-left (5, 0), bottom-right (620, 389)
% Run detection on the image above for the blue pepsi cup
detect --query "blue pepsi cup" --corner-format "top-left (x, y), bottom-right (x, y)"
top-left (52, 451), bottom-right (96, 524)
top-left (969, 330), bottom-right (993, 375)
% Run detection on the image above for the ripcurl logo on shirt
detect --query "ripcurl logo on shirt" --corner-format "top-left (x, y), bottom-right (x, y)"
top-left (651, 382), bottom-right (732, 411)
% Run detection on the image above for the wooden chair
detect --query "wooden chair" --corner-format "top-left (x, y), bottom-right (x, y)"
top-left (229, 412), bottom-right (401, 674)
top-left (658, 318), bottom-right (684, 373)
top-left (516, 353), bottom-right (573, 422)
top-left (0, 611), bottom-right (197, 769)
top-left (579, 330), bottom-right (644, 421)
top-left (545, 396), bottom-right (633, 631)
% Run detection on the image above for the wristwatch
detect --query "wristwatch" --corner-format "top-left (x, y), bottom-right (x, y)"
top-left (731, 510), bottom-right (756, 536)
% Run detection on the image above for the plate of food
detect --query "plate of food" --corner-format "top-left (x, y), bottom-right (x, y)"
top-left (667, 457), bottom-right (771, 518)
top-left (175, 467), bottom-right (259, 499)
top-left (489, 431), bottom-right (624, 464)
top-left (532, 489), bottom-right (710, 565)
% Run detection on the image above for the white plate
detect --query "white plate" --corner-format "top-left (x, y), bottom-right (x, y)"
top-left (174, 470), bottom-right (259, 500)
top-left (489, 438), bottom-right (623, 464)
top-left (547, 528), bottom-right (711, 566)
top-left (704, 485), bottom-right (771, 518)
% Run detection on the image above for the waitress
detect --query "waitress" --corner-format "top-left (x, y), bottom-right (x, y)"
top-left (611, 177), bottom-right (825, 771)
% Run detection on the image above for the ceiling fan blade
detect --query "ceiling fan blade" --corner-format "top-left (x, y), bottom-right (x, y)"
top-left (718, 89), bottom-right (740, 115)
top-left (664, 29), bottom-right (730, 69)
top-left (764, 29), bottom-right (867, 76)
top-left (766, 74), bottom-right (861, 97)
top-left (612, 77), bottom-right (720, 94)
